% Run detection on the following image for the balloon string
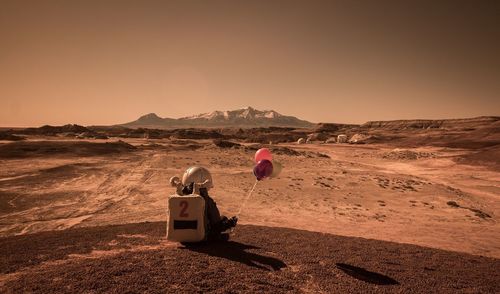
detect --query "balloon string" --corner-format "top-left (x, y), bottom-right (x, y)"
top-left (230, 180), bottom-right (258, 235)
top-left (236, 180), bottom-right (258, 217)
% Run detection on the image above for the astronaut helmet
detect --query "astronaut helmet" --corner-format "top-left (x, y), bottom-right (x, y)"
top-left (182, 166), bottom-right (214, 190)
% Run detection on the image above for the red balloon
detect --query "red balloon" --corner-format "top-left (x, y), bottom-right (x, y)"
top-left (253, 159), bottom-right (273, 181)
top-left (255, 148), bottom-right (272, 163)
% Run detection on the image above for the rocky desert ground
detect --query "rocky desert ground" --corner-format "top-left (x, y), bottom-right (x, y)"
top-left (0, 117), bottom-right (499, 292)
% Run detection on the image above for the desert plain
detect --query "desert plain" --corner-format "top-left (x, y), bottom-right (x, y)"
top-left (0, 118), bottom-right (499, 292)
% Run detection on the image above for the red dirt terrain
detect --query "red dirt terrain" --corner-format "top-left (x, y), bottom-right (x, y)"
top-left (0, 118), bottom-right (498, 292)
top-left (1, 222), bottom-right (499, 293)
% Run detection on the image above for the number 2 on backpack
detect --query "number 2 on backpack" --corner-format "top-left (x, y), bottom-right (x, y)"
top-left (179, 200), bottom-right (189, 217)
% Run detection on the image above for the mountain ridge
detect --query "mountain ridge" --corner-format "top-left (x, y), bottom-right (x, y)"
top-left (361, 116), bottom-right (499, 130)
top-left (120, 107), bottom-right (314, 129)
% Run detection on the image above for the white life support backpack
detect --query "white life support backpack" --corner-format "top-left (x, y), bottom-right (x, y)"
top-left (167, 194), bottom-right (207, 242)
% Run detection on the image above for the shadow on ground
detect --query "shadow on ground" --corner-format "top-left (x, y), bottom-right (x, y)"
top-left (183, 241), bottom-right (287, 271)
top-left (336, 263), bottom-right (399, 285)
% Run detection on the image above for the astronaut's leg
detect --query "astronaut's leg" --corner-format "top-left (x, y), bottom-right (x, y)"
top-left (207, 216), bottom-right (238, 241)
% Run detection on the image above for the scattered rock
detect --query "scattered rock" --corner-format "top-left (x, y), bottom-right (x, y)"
top-left (325, 137), bottom-right (336, 143)
top-left (348, 133), bottom-right (371, 144)
top-left (337, 134), bottom-right (348, 143)
top-left (383, 149), bottom-right (435, 160)
top-left (307, 132), bottom-right (329, 142)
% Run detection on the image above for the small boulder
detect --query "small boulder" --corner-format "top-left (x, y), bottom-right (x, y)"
top-left (325, 137), bottom-right (336, 144)
top-left (337, 134), bottom-right (348, 143)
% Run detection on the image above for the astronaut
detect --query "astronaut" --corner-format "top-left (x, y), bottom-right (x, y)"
top-left (170, 166), bottom-right (237, 241)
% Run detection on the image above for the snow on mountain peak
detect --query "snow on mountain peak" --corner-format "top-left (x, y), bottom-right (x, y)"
top-left (181, 107), bottom-right (283, 121)
top-left (123, 107), bottom-right (313, 128)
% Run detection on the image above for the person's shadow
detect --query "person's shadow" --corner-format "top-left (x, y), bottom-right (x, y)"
top-left (182, 241), bottom-right (286, 271)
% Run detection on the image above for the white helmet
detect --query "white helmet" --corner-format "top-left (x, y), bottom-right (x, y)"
top-left (182, 166), bottom-right (214, 190)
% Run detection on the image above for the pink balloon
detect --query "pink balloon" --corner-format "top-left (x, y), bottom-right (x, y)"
top-left (255, 148), bottom-right (273, 163)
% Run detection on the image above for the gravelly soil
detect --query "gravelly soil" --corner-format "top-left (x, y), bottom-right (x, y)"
top-left (1, 222), bottom-right (498, 293)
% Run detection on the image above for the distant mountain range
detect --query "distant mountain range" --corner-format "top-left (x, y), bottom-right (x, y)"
top-left (119, 107), bottom-right (315, 129)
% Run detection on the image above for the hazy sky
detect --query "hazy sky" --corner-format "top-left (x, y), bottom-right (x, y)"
top-left (1, 0), bottom-right (499, 126)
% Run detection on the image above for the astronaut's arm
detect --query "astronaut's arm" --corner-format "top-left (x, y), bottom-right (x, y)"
top-left (206, 197), bottom-right (222, 225)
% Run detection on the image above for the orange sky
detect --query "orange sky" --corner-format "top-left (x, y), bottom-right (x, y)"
top-left (1, 0), bottom-right (499, 126)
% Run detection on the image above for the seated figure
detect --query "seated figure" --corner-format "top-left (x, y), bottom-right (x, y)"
top-left (169, 166), bottom-right (237, 242)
